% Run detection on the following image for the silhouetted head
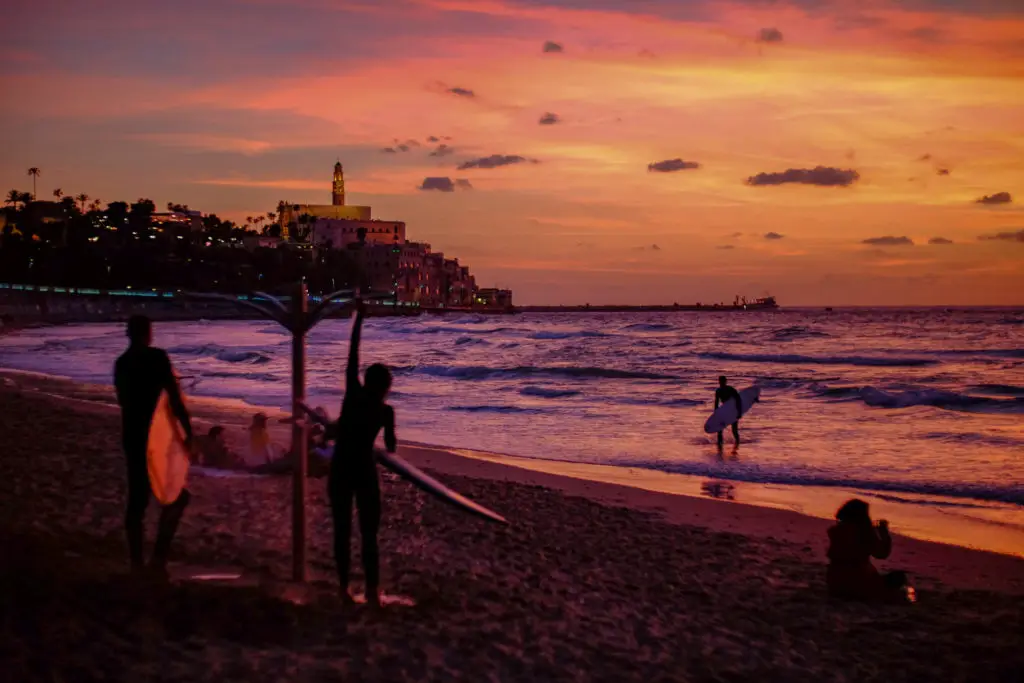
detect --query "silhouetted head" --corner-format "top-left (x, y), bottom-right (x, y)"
top-left (208, 425), bottom-right (225, 443)
top-left (126, 315), bottom-right (152, 347)
top-left (718, 375), bottom-right (728, 387)
top-left (836, 498), bottom-right (872, 527)
top-left (364, 363), bottom-right (392, 403)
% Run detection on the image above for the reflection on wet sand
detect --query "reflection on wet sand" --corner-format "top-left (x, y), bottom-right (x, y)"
top-left (701, 480), bottom-right (737, 500)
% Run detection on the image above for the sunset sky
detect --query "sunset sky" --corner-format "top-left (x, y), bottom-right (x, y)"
top-left (2, 0), bottom-right (1023, 305)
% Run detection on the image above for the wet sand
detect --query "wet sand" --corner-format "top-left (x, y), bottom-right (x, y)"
top-left (1, 372), bottom-right (1022, 681)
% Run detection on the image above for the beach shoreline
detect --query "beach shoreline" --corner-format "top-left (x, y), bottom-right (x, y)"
top-left (2, 368), bottom-right (1022, 591)
top-left (2, 367), bottom-right (1021, 562)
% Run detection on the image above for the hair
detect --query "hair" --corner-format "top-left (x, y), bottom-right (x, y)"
top-left (835, 498), bottom-right (872, 526)
top-left (126, 315), bottom-right (152, 345)
top-left (208, 426), bottom-right (225, 438)
top-left (364, 363), bottom-right (392, 399)
top-left (719, 375), bottom-right (727, 384)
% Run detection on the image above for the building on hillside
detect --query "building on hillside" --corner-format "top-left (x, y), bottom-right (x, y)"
top-left (476, 288), bottom-right (513, 310)
top-left (311, 219), bottom-right (405, 249)
top-left (242, 235), bottom-right (285, 250)
top-left (278, 161), bottom-right (372, 239)
top-left (291, 158), bottom-right (509, 310)
top-left (151, 210), bottom-right (204, 233)
top-left (443, 258), bottom-right (476, 308)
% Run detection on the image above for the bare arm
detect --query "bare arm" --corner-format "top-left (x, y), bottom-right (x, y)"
top-left (871, 523), bottom-right (893, 560)
top-left (383, 406), bottom-right (397, 454)
top-left (346, 301), bottom-right (366, 392)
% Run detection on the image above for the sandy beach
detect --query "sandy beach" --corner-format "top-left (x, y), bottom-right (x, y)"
top-left (2, 371), bottom-right (1022, 682)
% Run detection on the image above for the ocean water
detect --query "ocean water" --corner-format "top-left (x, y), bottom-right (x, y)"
top-left (2, 309), bottom-right (1022, 512)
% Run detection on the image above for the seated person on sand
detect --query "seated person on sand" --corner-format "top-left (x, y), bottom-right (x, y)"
top-left (248, 412), bottom-right (277, 464)
top-left (191, 426), bottom-right (243, 469)
top-left (827, 498), bottom-right (908, 602)
top-left (248, 409), bottom-right (331, 478)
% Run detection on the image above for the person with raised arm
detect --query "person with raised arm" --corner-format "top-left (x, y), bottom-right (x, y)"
top-left (329, 297), bottom-right (397, 606)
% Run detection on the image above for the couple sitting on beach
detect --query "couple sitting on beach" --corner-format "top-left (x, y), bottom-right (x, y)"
top-left (188, 412), bottom-right (332, 478)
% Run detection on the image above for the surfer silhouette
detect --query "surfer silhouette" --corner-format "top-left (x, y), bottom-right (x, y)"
top-left (714, 375), bottom-right (742, 446)
top-left (113, 315), bottom-right (193, 575)
top-left (330, 297), bottom-right (396, 606)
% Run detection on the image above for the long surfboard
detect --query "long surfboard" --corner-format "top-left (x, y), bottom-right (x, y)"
top-left (147, 387), bottom-right (191, 505)
top-left (296, 400), bottom-right (507, 525)
top-left (703, 386), bottom-right (760, 434)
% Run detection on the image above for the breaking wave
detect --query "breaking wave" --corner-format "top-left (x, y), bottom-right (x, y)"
top-left (405, 364), bottom-right (680, 381)
top-left (520, 385), bottom-right (581, 398)
top-left (700, 351), bottom-right (938, 367)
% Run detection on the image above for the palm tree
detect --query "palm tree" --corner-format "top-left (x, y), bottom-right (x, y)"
top-left (266, 211), bottom-right (276, 222)
top-left (75, 193), bottom-right (89, 213)
top-left (5, 189), bottom-right (22, 210)
top-left (27, 167), bottom-right (40, 200)
top-left (90, 200), bottom-right (102, 212)
top-left (53, 188), bottom-right (63, 200)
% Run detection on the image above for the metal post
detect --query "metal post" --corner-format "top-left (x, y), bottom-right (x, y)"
top-left (291, 281), bottom-right (309, 582)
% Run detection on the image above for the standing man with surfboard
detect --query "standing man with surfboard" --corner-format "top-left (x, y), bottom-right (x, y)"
top-left (330, 297), bottom-right (396, 606)
top-left (714, 375), bottom-right (743, 447)
top-left (114, 315), bottom-right (193, 575)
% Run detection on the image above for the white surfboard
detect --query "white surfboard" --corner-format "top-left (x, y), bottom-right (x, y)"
top-left (703, 386), bottom-right (760, 434)
top-left (147, 388), bottom-right (191, 505)
top-left (296, 401), bottom-right (507, 525)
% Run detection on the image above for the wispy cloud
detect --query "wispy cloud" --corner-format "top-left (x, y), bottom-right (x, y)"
top-left (862, 236), bottom-right (914, 246)
top-left (648, 158), bottom-right (701, 173)
top-left (757, 28), bottom-right (784, 43)
top-left (447, 86), bottom-right (475, 98)
top-left (976, 191), bottom-right (1013, 205)
top-left (979, 229), bottom-right (1024, 242)
top-left (928, 237), bottom-right (954, 245)
top-left (457, 154), bottom-right (536, 170)
top-left (747, 167), bottom-right (860, 187)
top-left (764, 232), bottom-right (784, 240)
top-left (193, 178), bottom-right (324, 190)
top-left (543, 41), bottom-right (564, 53)
top-left (420, 177), bottom-right (456, 192)
top-left (539, 112), bottom-right (560, 125)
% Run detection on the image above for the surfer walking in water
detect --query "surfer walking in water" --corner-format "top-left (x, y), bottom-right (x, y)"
top-left (714, 375), bottom-right (743, 447)
top-left (114, 315), bottom-right (193, 575)
top-left (330, 297), bottom-right (396, 606)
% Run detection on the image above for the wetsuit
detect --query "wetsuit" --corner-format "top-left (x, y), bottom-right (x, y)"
top-left (114, 344), bottom-right (193, 569)
top-left (329, 312), bottom-right (396, 596)
top-left (714, 385), bottom-right (742, 445)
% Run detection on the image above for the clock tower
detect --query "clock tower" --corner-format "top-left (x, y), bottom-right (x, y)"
top-left (332, 161), bottom-right (345, 206)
